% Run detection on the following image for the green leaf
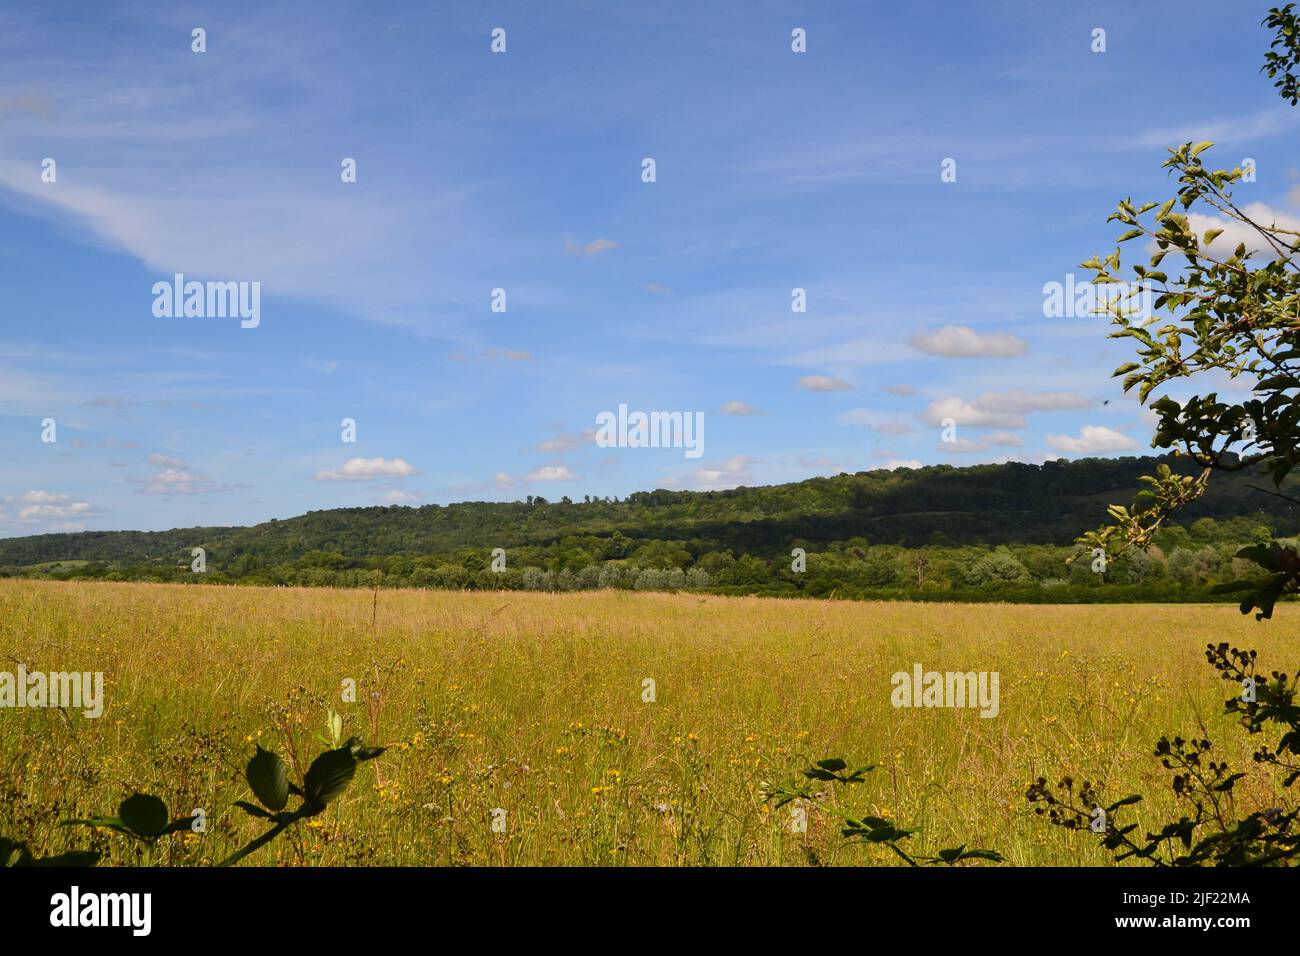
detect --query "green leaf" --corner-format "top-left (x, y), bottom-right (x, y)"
top-left (1105, 794), bottom-right (1143, 812)
top-left (349, 740), bottom-right (386, 762)
top-left (116, 794), bottom-right (169, 840)
top-left (246, 746), bottom-right (290, 812)
top-left (954, 849), bottom-right (1005, 863)
top-left (814, 758), bottom-right (847, 773)
top-left (233, 800), bottom-right (278, 821)
top-left (302, 743), bottom-right (360, 810)
top-left (59, 817), bottom-right (132, 838)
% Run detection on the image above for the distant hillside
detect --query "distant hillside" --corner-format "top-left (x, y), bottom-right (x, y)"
top-left (1, 455), bottom-right (1295, 569)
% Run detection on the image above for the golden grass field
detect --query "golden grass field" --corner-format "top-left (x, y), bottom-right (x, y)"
top-left (2, 578), bottom-right (1296, 866)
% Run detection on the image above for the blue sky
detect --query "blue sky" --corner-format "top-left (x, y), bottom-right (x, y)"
top-left (1, 0), bottom-right (1296, 536)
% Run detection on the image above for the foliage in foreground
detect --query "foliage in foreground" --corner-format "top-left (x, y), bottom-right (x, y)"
top-left (3, 731), bottom-right (384, 868)
top-left (1029, 643), bottom-right (1299, 866)
top-left (1078, 6), bottom-right (1300, 620)
top-left (1031, 7), bottom-right (1300, 867)
top-left (762, 758), bottom-right (1003, 866)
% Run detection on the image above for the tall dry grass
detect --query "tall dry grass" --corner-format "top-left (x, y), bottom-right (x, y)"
top-left (1, 579), bottom-right (1294, 865)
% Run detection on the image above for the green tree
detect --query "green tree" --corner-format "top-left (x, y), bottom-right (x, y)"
top-left (964, 548), bottom-right (1030, 587)
top-left (1077, 4), bottom-right (1300, 616)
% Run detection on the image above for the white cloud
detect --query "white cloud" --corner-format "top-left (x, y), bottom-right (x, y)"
top-left (977, 390), bottom-right (1094, 415)
top-left (526, 464), bottom-right (579, 481)
top-left (1171, 203), bottom-right (1300, 259)
top-left (0, 19), bottom-right (492, 335)
top-left (536, 430), bottom-right (595, 453)
top-left (688, 456), bottom-right (753, 487)
top-left (1045, 425), bottom-right (1140, 454)
top-left (799, 374), bottom-right (852, 392)
top-left (536, 434), bottom-right (580, 453)
top-left (314, 457), bottom-right (419, 481)
top-left (923, 397), bottom-right (1020, 429)
top-left (883, 384), bottom-right (919, 396)
top-left (15, 490), bottom-right (96, 521)
top-left (721, 400), bottom-right (764, 416)
top-left (134, 454), bottom-right (223, 495)
top-left (143, 466), bottom-right (214, 495)
top-left (923, 390), bottom-right (1093, 428)
top-left (563, 236), bottom-right (619, 257)
top-left (839, 409), bottom-right (913, 433)
top-left (879, 459), bottom-right (922, 470)
top-left (910, 324), bottom-right (1027, 358)
top-left (381, 489), bottom-right (424, 505)
top-left (662, 455), bottom-right (754, 490)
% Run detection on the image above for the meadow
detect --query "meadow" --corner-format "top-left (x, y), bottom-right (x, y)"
top-left (1, 578), bottom-right (1295, 866)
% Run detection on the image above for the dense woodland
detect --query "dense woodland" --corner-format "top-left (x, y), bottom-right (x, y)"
top-left (2, 454), bottom-right (1296, 603)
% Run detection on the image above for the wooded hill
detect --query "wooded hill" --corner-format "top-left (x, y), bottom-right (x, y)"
top-left (1, 455), bottom-right (1293, 570)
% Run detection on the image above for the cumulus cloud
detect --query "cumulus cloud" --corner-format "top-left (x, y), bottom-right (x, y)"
top-left (314, 457), bottom-right (419, 481)
top-left (131, 454), bottom-right (225, 495)
top-left (721, 400), bottom-right (764, 416)
top-left (1182, 202), bottom-right (1300, 259)
top-left (910, 324), bottom-right (1027, 358)
top-left (923, 397), bottom-right (1020, 429)
top-left (13, 490), bottom-right (97, 521)
top-left (883, 384), bottom-right (919, 397)
top-left (658, 455), bottom-right (755, 490)
top-left (381, 489), bottom-right (424, 505)
top-left (1045, 425), bottom-right (1140, 454)
top-left (923, 390), bottom-right (1093, 428)
top-left (879, 459), bottom-right (923, 470)
top-left (799, 374), bottom-right (852, 392)
top-left (526, 464), bottom-right (579, 481)
top-left (143, 465), bottom-right (214, 495)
